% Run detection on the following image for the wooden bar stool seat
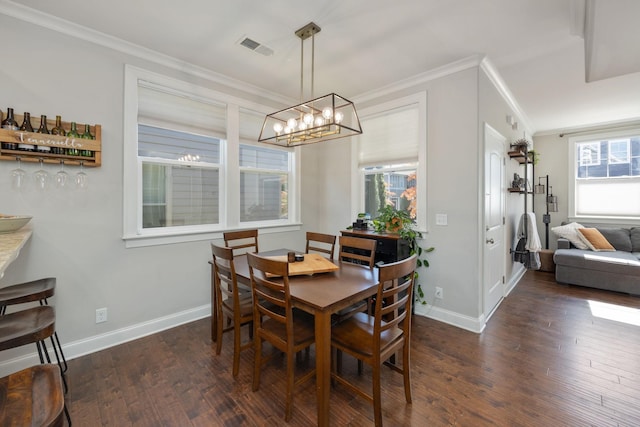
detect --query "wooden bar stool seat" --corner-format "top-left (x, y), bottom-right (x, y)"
top-left (0, 364), bottom-right (65, 427)
top-left (0, 278), bottom-right (68, 374)
top-left (0, 305), bottom-right (71, 425)
top-left (0, 305), bottom-right (55, 351)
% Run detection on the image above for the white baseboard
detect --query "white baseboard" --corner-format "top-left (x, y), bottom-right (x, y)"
top-left (414, 303), bottom-right (485, 333)
top-left (0, 304), bottom-right (211, 377)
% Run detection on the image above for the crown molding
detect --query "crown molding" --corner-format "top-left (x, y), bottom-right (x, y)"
top-left (480, 56), bottom-right (535, 135)
top-left (354, 54), bottom-right (485, 104)
top-left (0, 0), bottom-right (294, 106)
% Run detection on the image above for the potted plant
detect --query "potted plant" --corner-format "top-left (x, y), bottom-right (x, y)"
top-left (372, 205), bottom-right (434, 305)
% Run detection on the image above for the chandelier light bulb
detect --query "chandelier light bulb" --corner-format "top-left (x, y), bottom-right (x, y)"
top-left (298, 122), bottom-right (307, 131)
top-left (322, 107), bottom-right (333, 119)
top-left (334, 111), bottom-right (344, 123)
top-left (314, 117), bottom-right (325, 127)
top-left (284, 126), bottom-right (292, 134)
top-left (273, 122), bottom-right (284, 133)
top-left (287, 118), bottom-right (298, 130)
top-left (303, 113), bottom-right (314, 125)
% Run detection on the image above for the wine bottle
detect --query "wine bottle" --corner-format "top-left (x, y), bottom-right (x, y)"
top-left (80, 123), bottom-right (94, 157)
top-left (18, 112), bottom-right (36, 152)
top-left (20, 112), bottom-right (34, 132)
top-left (66, 122), bottom-right (80, 156)
top-left (35, 115), bottom-right (50, 153)
top-left (50, 115), bottom-right (66, 154)
top-left (1, 107), bottom-right (19, 150)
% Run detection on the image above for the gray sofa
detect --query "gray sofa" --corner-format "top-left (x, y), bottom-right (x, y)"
top-left (553, 226), bottom-right (640, 295)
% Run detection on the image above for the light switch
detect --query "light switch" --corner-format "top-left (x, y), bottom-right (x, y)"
top-left (436, 214), bottom-right (448, 226)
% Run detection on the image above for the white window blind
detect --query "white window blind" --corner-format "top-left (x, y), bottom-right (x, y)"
top-left (137, 84), bottom-right (226, 138)
top-left (357, 104), bottom-right (419, 167)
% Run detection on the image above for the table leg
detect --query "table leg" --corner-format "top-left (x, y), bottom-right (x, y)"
top-left (315, 310), bottom-right (331, 427)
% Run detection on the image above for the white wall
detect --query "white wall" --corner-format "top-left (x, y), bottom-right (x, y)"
top-left (531, 133), bottom-right (570, 250)
top-left (0, 15), bottom-right (299, 374)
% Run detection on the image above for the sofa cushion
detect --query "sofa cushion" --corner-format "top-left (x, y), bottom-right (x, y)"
top-left (631, 228), bottom-right (640, 252)
top-left (552, 222), bottom-right (588, 249)
top-left (596, 227), bottom-right (632, 252)
top-left (577, 228), bottom-right (615, 251)
top-left (554, 249), bottom-right (640, 276)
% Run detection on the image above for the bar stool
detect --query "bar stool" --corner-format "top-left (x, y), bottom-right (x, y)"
top-left (0, 364), bottom-right (66, 426)
top-left (0, 305), bottom-right (71, 424)
top-left (0, 277), bottom-right (68, 374)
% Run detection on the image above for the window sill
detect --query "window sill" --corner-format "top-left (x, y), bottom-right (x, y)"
top-left (123, 223), bottom-right (302, 248)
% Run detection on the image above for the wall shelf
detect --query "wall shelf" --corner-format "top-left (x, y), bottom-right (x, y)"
top-left (0, 113), bottom-right (101, 167)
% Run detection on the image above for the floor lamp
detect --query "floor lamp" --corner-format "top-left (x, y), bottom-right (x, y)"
top-left (535, 175), bottom-right (558, 249)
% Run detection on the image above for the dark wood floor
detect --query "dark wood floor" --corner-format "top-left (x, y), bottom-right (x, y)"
top-left (65, 271), bottom-right (640, 426)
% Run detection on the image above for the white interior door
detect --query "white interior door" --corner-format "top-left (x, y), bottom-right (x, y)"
top-left (483, 124), bottom-right (506, 320)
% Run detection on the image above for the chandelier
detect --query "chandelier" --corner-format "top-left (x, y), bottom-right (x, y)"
top-left (259, 22), bottom-right (362, 147)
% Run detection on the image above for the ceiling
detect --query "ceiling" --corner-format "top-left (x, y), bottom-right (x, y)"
top-left (10, 0), bottom-right (640, 134)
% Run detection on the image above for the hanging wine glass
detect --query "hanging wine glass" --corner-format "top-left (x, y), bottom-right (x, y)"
top-left (10, 156), bottom-right (26, 191)
top-left (33, 158), bottom-right (50, 191)
top-left (75, 161), bottom-right (88, 190)
top-left (55, 159), bottom-right (69, 189)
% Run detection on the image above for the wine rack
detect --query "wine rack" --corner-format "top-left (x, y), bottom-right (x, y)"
top-left (0, 113), bottom-right (101, 167)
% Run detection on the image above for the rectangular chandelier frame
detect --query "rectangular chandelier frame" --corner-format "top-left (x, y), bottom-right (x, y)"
top-left (258, 93), bottom-right (362, 147)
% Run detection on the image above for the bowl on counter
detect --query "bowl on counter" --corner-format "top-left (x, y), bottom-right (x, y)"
top-left (0, 215), bottom-right (33, 233)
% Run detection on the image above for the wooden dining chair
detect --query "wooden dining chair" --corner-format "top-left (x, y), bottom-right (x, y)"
top-left (330, 254), bottom-right (417, 427)
top-left (0, 277), bottom-right (68, 375)
top-left (247, 252), bottom-right (315, 422)
top-left (305, 231), bottom-right (336, 259)
top-left (223, 229), bottom-right (259, 255)
top-left (338, 235), bottom-right (377, 268)
top-left (0, 364), bottom-right (66, 427)
top-left (211, 244), bottom-right (254, 378)
top-left (0, 305), bottom-right (72, 425)
top-left (334, 236), bottom-right (378, 323)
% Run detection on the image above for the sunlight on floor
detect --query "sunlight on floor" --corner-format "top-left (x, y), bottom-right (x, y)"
top-left (588, 300), bottom-right (640, 327)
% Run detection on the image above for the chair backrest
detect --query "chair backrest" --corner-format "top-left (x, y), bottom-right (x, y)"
top-left (305, 232), bottom-right (337, 259)
top-left (247, 253), bottom-right (293, 349)
top-left (211, 243), bottom-right (243, 314)
top-left (373, 254), bottom-right (417, 342)
top-left (338, 235), bottom-right (377, 268)
top-left (224, 229), bottom-right (259, 255)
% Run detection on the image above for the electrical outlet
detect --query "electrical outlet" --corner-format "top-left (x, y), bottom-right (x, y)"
top-left (435, 287), bottom-right (443, 299)
top-left (95, 307), bottom-right (108, 323)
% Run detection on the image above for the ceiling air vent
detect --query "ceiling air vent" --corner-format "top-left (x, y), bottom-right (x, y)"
top-left (239, 36), bottom-right (274, 56)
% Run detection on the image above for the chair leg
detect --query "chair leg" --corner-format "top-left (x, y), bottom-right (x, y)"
top-left (232, 321), bottom-right (241, 377)
top-left (41, 299), bottom-right (69, 373)
top-left (372, 364), bottom-right (383, 427)
top-left (252, 336), bottom-right (262, 392)
top-left (215, 311), bottom-right (224, 355)
top-left (403, 344), bottom-right (412, 403)
top-left (64, 403), bottom-right (72, 426)
top-left (285, 350), bottom-right (294, 422)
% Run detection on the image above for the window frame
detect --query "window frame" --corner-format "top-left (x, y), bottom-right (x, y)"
top-left (123, 65), bottom-right (301, 247)
top-left (568, 128), bottom-right (640, 225)
top-left (351, 92), bottom-right (427, 231)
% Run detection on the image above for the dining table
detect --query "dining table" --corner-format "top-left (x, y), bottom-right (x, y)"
top-left (210, 249), bottom-right (379, 427)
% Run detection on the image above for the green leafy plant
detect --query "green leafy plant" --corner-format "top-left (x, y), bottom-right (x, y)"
top-left (373, 205), bottom-right (434, 305)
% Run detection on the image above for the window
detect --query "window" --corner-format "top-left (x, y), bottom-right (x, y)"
top-left (354, 93), bottom-right (426, 229)
top-left (139, 125), bottom-right (221, 228)
top-left (570, 129), bottom-right (640, 221)
top-left (239, 144), bottom-right (289, 222)
top-left (363, 166), bottom-right (417, 218)
top-left (123, 66), bottom-right (299, 246)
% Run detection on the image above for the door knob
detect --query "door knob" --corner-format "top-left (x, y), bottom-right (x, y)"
top-left (486, 238), bottom-right (495, 244)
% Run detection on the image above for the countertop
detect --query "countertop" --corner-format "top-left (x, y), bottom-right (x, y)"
top-left (0, 228), bottom-right (32, 279)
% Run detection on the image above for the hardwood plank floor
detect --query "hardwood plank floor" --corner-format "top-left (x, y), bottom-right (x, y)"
top-left (65, 271), bottom-right (640, 426)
